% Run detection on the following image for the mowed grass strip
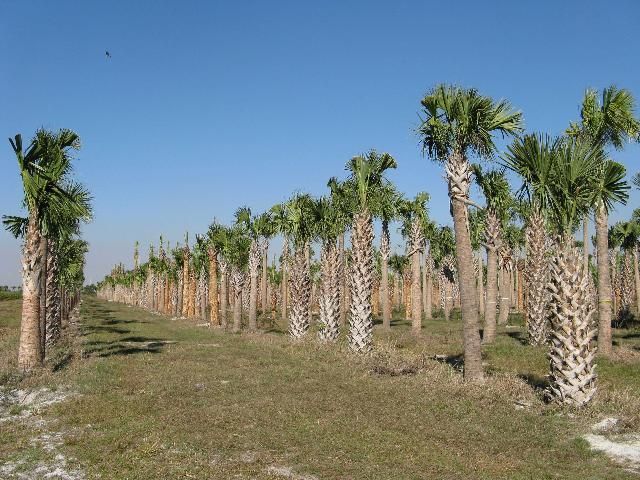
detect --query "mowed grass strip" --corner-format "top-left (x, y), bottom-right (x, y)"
top-left (1, 296), bottom-right (640, 479)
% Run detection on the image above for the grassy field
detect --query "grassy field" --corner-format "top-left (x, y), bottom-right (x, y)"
top-left (1, 297), bottom-right (640, 479)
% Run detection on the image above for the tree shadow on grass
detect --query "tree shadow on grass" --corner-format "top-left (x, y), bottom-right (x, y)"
top-left (81, 325), bottom-right (131, 335)
top-left (518, 373), bottom-right (550, 392)
top-left (505, 331), bottom-right (529, 346)
top-left (83, 337), bottom-right (170, 358)
top-left (432, 353), bottom-right (464, 372)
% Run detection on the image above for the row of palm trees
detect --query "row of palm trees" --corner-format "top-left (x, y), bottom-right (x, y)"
top-left (98, 83), bottom-right (640, 406)
top-left (4, 129), bottom-right (92, 371)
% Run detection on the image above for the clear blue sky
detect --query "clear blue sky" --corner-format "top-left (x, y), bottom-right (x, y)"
top-left (2, 0), bottom-right (639, 285)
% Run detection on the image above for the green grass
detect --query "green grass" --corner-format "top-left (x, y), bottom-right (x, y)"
top-left (0, 290), bottom-right (21, 302)
top-left (1, 297), bottom-right (640, 479)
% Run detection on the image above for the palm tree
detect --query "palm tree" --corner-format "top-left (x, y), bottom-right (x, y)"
top-left (422, 219), bottom-right (437, 320)
top-left (399, 192), bottom-right (429, 336)
top-left (235, 207), bottom-right (262, 331)
top-left (314, 197), bottom-right (344, 341)
top-left (388, 253), bottom-right (407, 315)
top-left (378, 187), bottom-right (401, 330)
top-left (418, 85), bottom-right (523, 381)
top-left (283, 193), bottom-right (316, 338)
top-left (224, 225), bottom-right (251, 333)
top-left (254, 212), bottom-right (275, 315)
top-left (609, 219), bottom-right (640, 322)
top-left (328, 177), bottom-right (353, 327)
top-left (344, 151), bottom-right (397, 352)
top-left (206, 222), bottom-right (225, 327)
top-left (507, 135), bottom-right (602, 406)
top-left (4, 129), bottom-right (91, 370)
top-left (270, 203), bottom-right (292, 324)
top-left (468, 208), bottom-right (486, 320)
top-left (567, 86), bottom-right (638, 356)
top-left (472, 165), bottom-right (512, 342)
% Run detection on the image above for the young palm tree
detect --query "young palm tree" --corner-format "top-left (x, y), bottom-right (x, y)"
top-left (235, 207), bottom-right (263, 331)
top-left (609, 219), bottom-right (640, 322)
top-left (224, 225), bottom-right (251, 333)
top-left (418, 85), bottom-right (523, 381)
top-left (344, 151), bottom-right (397, 352)
top-left (399, 192), bottom-right (429, 336)
top-left (4, 129), bottom-right (91, 370)
top-left (567, 86), bottom-right (638, 356)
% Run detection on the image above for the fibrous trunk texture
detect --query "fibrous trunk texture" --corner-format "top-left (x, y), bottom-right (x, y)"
top-left (45, 239), bottom-right (60, 347)
top-left (524, 210), bottom-right (549, 346)
top-left (288, 245), bottom-right (311, 338)
top-left (348, 211), bottom-right (374, 353)
top-left (281, 240), bottom-right (289, 323)
top-left (410, 218), bottom-right (423, 335)
top-left (18, 214), bottom-right (44, 370)
top-left (208, 246), bottom-right (220, 326)
top-left (230, 268), bottom-right (245, 333)
top-left (446, 151), bottom-right (483, 382)
top-left (380, 222), bottom-right (391, 330)
top-left (483, 209), bottom-right (500, 344)
top-left (498, 246), bottom-right (512, 325)
top-left (424, 253), bottom-right (433, 320)
top-left (318, 241), bottom-right (340, 341)
top-left (547, 238), bottom-right (597, 407)
top-left (220, 260), bottom-right (228, 329)
top-left (248, 239), bottom-right (260, 331)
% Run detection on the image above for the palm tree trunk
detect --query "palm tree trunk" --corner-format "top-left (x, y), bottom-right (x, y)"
top-left (634, 247), bottom-right (640, 317)
top-left (381, 219), bottom-right (391, 331)
top-left (595, 206), bottom-right (613, 356)
top-left (339, 233), bottom-right (347, 326)
top-left (45, 239), bottom-right (60, 347)
top-left (583, 217), bottom-right (589, 274)
top-left (448, 153), bottom-right (483, 382)
top-left (498, 265), bottom-right (510, 325)
top-left (289, 245), bottom-right (311, 338)
top-left (281, 240), bottom-right (288, 323)
top-left (261, 242), bottom-right (268, 314)
top-left (318, 241), bottom-right (340, 341)
top-left (484, 247), bottom-right (498, 343)
top-left (411, 245), bottom-right (422, 335)
top-left (425, 252), bottom-right (433, 320)
top-left (476, 251), bottom-right (484, 318)
top-left (220, 267), bottom-right (228, 329)
top-left (18, 215), bottom-right (44, 370)
top-left (348, 211), bottom-right (374, 352)
top-left (39, 236), bottom-right (48, 357)
top-left (208, 248), bottom-right (220, 327)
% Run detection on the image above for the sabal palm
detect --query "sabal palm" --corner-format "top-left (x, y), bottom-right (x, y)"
top-left (5, 129), bottom-right (91, 370)
top-left (505, 135), bottom-right (602, 406)
top-left (472, 165), bottom-right (512, 342)
top-left (378, 186), bottom-right (402, 330)
top-left (568, 86), bottom-right (637, 356)
top-left (235, 206), bottom-right (262, 331)
top-left (344, 151), bottom-right (397, 352)
top-left (418, 84), bottom-right (523, 382)
top-left (283, 193), bottom-right (316, 338)
top-left (314, 197), bottom-right (344, 341)
top-left (399, 192), bottom-right (429, 335)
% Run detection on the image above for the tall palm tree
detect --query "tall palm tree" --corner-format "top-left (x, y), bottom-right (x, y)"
top-left (224, 225), bottom-right (251, 333)
top-left (418, 85), bottom-right (523, 381)
top-left (254, 212), bottom-right (275, 315)
top-left (344, 151), bottom-right (397, 352)
top-left (399, 192), bottom-right (429, 336)
top-left (314, 197), bottom-right (344, 341)
top-left (270, 203), bottom-right (292, 324)
top-left (235, 207), bottom-right (262, 331)
top-left (502, 134), bottom-right (557, 345)
top-left (609, 219), bottom-right (640, 322)
top-left (472, 165), bottom-right (512, 342)
top-left (378, 187), bottom-right (401, 330)
top-left (206, 221), bottom-right (225, 327)
top-left (567, 86), bottom-right (638, 356)
top-left (468, 208), bottom-right (486, 320)
top-left (4, 129), bottom-right (91, 370)
top-left (283, 193), bottom-right (316, 338)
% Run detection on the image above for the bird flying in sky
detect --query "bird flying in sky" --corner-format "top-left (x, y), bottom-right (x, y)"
top-left (105, 50), bottom-right (111, 58)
